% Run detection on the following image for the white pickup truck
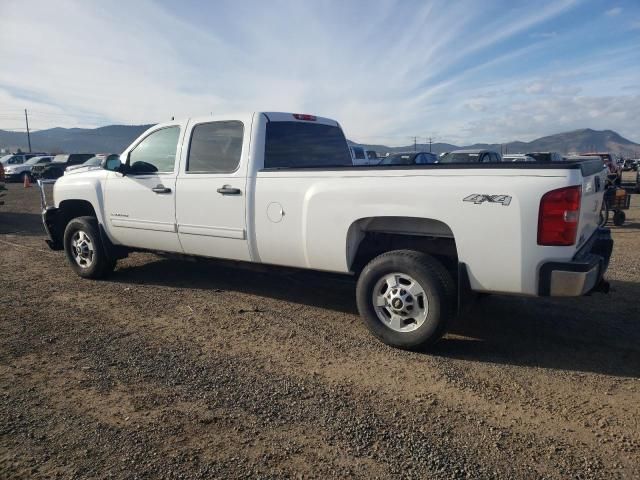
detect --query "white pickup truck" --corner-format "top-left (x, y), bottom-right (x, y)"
top-left (40, 112), bottom-right (613, 349)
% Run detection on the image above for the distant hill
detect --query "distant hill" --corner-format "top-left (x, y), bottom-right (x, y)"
top-left (0, 124), bottom-right (154, 154)
top-left (353, 128), bottom-right (640, 157)
top-left (1, 125), bottom-right (639, 158)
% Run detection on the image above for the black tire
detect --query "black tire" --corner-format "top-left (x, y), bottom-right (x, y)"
top-left (63, 216), bottom-right (115, 279)
top-left (613, 210), bottom-right (626, 226)
top-left (356, 250), bottom-right (455, 350)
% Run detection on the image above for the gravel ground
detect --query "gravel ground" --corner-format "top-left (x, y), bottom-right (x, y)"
top-left (1, 174), bottom-right (639, 479)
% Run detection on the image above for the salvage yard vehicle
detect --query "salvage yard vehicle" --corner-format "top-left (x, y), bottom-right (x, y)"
top-left (581, 152), bottom-right (621, 186)
top-left (527, 151), bottom-right (564, 163)
top-left (378, 152), bottom-right (438, 165)
top-left (438, 149), bottom-right (502, 163)
top-left (3, 155), bottom-right (53, 182)
top-left (39, 112), bottom-right (613, 349)
top-left (33, 153), bottom-right (95, 180)
top-left (0, 152), bottom-right (48, 166)
top-left (0, 163), bottom-right (5, 205)
top-left (503, 154), bottom-right (536, 162)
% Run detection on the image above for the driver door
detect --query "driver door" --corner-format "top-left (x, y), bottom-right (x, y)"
top-left (104, 124), bottom-right (185, 252)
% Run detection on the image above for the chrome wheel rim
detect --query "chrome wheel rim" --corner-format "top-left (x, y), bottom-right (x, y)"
top-left (71, 230), bottom-right (94, 268)
top-left (372, 272), bottom-right (429, 332)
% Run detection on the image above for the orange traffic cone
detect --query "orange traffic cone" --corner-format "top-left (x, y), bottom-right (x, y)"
top-left (23, 174), bottom-right (32, 188)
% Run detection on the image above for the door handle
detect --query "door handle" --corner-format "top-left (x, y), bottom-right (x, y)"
top-left (217, 185), bottom-right (241, 195)
top-left (152, 185), bottom-right (172, 194)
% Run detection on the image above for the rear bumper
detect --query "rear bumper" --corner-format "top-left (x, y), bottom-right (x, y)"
top-left (538, 228), bottom-right (613, 296)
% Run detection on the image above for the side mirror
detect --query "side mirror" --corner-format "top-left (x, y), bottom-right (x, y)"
top-left (104, 156), bottom-right (122, 172)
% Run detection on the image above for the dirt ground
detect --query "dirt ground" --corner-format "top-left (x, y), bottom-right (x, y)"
top-left (1, 173), bottom-right (639, 479)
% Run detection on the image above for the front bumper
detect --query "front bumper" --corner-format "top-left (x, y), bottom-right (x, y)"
top-left (38, 179), bottom-right (64, 250)
top-left (5, 172), bottom-right (27, 182)
top-left (538, 228), bottom-right (613, 296)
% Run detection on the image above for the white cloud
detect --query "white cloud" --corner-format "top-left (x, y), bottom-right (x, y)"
top-left (605, 7), bottom-right (622, 16)
top-left (0, 0), bottom-right (637, 146)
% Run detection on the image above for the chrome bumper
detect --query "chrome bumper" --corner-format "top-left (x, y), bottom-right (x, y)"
top-left (539, 228), bottom-right (613, 297)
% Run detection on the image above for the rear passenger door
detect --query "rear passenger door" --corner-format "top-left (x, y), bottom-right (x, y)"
top-left (175, 115), bottom-right (252, 261)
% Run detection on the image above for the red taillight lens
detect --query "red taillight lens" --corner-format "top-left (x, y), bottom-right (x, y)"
top-left (538, 186), bottom-right (581, 246)
top-left (293, 113), bottom-right (317, 121)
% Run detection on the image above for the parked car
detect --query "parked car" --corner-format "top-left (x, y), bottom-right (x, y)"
top-left (40, 111), bottom-right (612, 350)
top-left (0, 163), bottom-right (5, 205)
top-left (622, 159), bottom-right (636, 171)
top-left (526, 152), bottom-right (564, 163)
top-left (437, 149), bottom-right (502, 163)
top-left (33, 153), bottom-right (95, 180)
top-left (503, 154), bottom-right (536, 162)
top-left (366, 150), bottom-right (379, 162)
top-left (65, 154), bottom-right (117, 173)
top-left (3, 155), bottom-right (53, 182)
top-left (350, 146), bottom-right (369, 165)
top-left (378, 152), bottom-right (438, 165)
top-left (580, 153), bottom-right (621, 185)
top-left (0, 152), bottom-right (48, 166)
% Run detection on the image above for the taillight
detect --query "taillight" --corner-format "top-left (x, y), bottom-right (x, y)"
top-left (538, 186), bottom-right (581, 246)
top-left (293, 113), bottom-right (317, 121)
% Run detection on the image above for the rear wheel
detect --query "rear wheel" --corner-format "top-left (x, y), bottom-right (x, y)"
top-left (63, 216), bottom-right (115, 279)
top-left (356, 250), bottom-right (454, 350)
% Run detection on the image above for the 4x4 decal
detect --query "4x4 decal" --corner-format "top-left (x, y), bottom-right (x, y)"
top-left (463, 194), bottom-right (512, 206)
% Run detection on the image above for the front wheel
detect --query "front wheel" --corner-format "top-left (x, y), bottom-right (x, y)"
top-left (356, 250), bottom-right (454, 350)
top-left (63, 216), bottom-right (115, 279)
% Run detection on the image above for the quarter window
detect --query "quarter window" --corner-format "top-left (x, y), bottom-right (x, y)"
top-left (128, 126), bottom-right (180, 174)
top-left (187, 121), bottom-right (243, 173)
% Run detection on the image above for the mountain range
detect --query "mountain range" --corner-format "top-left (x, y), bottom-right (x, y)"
top-left (1, 125), bottom-right (639, 158)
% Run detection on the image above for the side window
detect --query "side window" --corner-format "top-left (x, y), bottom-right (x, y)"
top-left (187, 121), bottom-right (243, 173)
top-left (128, 126), bottom-right (180, 174)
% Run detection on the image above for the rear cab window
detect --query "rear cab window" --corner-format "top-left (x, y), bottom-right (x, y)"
top-left (264, 121), bottom-right (352, 168)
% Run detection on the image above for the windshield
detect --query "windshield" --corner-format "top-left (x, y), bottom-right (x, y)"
top-left (52, 154), bottom-right (69, 163)
top-left (0, 155), bottom-right (15, 164)
top-left (26, 157), bottom-right (46, 165)
top-left (438, 152), bottom-right (480, 163)
top-left (83, 156), bottom-right (102, 166)
top-left (379, 154), bottom-right (414, 165)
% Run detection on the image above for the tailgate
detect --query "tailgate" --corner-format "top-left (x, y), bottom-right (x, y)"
top-left (577, 161), bottom-right (607, 247)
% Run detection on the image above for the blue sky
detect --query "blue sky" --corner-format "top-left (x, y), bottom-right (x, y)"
top-left (0, 0), bottom-right (639, 145)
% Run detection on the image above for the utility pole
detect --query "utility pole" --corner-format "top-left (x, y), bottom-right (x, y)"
top-left (428, 137), bottom-right (433, 153)
top-left (24, 109), bottom-right (32, 153)
top-left (412, 136), bottom-right (417, 152)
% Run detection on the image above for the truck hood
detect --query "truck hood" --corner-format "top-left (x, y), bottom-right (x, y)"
top-left (64, 165), bottom-right (103, 175)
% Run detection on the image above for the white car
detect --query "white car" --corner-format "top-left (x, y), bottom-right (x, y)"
top-left (3, 155), bottom-right (53, 182)
top-left (39, 111), bottom-right (613, 350)
top-left (503, 154), bottom-right (536, 162)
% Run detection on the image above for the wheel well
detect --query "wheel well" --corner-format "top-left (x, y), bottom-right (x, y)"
top-left (347, 217), bottom-right (458, 275)
top-left (49, 200), bottom-right (97, 246)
